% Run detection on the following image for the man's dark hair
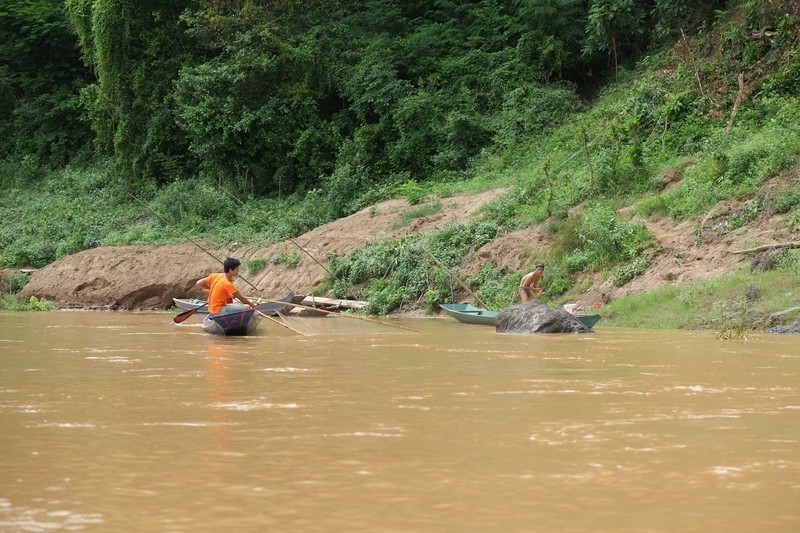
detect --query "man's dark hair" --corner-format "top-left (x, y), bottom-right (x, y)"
top-left (223, 257), bottom-right (241, 273)
top-left (535, 262), bottom-right (545, 269)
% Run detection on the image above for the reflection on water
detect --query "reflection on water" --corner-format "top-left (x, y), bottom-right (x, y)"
top-left (1, 311), bottom-right (799, 532)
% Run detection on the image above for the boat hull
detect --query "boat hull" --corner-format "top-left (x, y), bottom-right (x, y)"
top-left (576, 313), bottom-right (601, 329)
top-left (202, 308), bottom-right (260, 336)
top-left (439, 303), bottom-right (600, 329)
top-left (174, 291), bottom-right (296, 316)
top-left (439, 303), bottom-right (497, 325)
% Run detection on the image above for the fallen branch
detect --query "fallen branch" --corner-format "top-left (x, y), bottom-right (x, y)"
top-left (731, 242), bottom-right (800, 255)
top-left (727, 72), bottom-right (749, 131)
top-left (681, 28), bottom-right (704, 97)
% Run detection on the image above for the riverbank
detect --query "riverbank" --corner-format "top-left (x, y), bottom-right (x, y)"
top-left (9, 175), bottom-right (800, 333)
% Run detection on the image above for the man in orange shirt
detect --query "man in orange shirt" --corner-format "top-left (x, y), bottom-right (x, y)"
top-left (195, 257), bottom-right (257, 315)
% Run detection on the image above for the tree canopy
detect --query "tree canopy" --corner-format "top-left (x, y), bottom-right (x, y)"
top-left (3, 0), bottom-right (727, 199)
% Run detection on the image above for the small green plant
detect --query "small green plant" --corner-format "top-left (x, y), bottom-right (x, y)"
top-left (0, 294), bottom-right (21, 310)
top-left (25, 296), bottom-right (53, 311)
top-left (272, 251), bottom-right (301, 268)
top-left (766, 185), bottom-right (800, 214)
top-left (716, 297), bottom-right (761, 341)
top-left (551, 203), bottom-right (654, 293)
top-left (0, 294), bottom-right (53, 311)
top-left (613, 255), bottom-right (649, 287)
top-left (246, 258), bottom-right (268, 274)
top-left (8, 272), bottom-right (30, 293)
top-left (716, 200), bottom-right (759, 236)
top-left (395, 180), bottom-right (427, 206)
top-left (786, 208), bottom-right (800, 232)
top-left (362, 279), bottom-right (405, 315)
top-left (776, 249), bottom-right (800, 274)
top-left (471, 266), bottom-right (517, 310)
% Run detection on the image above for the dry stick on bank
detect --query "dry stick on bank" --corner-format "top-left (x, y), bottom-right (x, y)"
top-left (681, 28), bottom-right (704, 97)
top-left (731, 242), bottom-right (800, 255)
top-left (727, 72), bottom-right (749, 131)
top-left (128, 192), bottom-right (307, 335)
top-left (581, 126), bottom-right (595, 193)
top-left (543, 162), bottom-right (554, 217)
top-left (421, 247), bottom-right (491, 310)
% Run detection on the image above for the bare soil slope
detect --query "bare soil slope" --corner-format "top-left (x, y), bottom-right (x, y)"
top-left (19, 190), bottom-right (503, 309)
top-left (19, 168), bottom-right (797, 311)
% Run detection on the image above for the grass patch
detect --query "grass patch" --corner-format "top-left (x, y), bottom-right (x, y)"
top-left (0, 294), bottom-right (54, 311)
top-left (602, 263), bottom-right (800, 331)
top-left (272, 251), bottom-right (301, 268)
top-left (392, 198), bottom-right (442, 229)
top-left (246, 258), bottom-right (268, 274)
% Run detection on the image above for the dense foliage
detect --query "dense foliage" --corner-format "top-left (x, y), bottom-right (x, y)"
top-left (2, 0), bottom-right (800, 316)
top-left (6, 0), bottom-right (730, 192)
top-left (0, 0), bottom-right (92, 166)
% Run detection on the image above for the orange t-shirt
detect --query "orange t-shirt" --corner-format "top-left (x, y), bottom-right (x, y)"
top-left (204, 272), bottom-right (236, 314)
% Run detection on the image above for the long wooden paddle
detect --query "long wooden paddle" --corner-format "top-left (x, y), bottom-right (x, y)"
top-left (254, 309), bottom-right (307, 335)
top-left (421, 246), bottom-right (492, 310)
top-left (173, 302), bottom-right (207, 323)
top-left (258, 298), bottom-right (421, 333)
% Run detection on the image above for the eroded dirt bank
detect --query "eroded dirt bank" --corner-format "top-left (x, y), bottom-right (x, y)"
top-left (18, 191), bottom-right (503, 310)
top-left (17, 173), bottom-right (796, 311)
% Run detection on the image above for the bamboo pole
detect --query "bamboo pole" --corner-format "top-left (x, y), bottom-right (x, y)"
top-left (420, 247), bottom-right (491, 310)
top-left (255, 309), bottom-right (308, 336)
top-left (260, 299), bottom-right (422, 333)
top-left (218, 186), bottom-right (340, 281)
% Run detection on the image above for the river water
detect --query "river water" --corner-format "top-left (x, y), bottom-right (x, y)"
top-left (1, 311), bottom-right (798, 532)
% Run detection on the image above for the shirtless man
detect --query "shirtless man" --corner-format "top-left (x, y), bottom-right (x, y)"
top-left (518, 262), bottom-right (545, 302)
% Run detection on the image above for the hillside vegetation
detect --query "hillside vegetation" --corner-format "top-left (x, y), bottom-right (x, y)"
top-left (2, 0), bottom-right (800, 330)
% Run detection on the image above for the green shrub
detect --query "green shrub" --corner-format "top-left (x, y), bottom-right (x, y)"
top-left (395, 179), bottom-right (427, 206)
top-left (787, 208), bottom-right (800, 232)
top-left (718, 129), bottom-right (798, 193)
top-left (271, 251), bottom-right (300, 269)
top-left (575, 204), bottom-right (652, 265)
top-left (767, 186), bottom-right (800, 214)
top-left (324, 220), bottom-right (500, 314)
top-left (0, 295), bottom-right (53, 311)
top-left (613, 255), bottom-right (650, 287)
top-left (25, 296), bottom-right (53, 311)
top-left (8, 272), bottom-right (29, 293)
top-left (246, 258), bottom-right (268, 274)
top-left (776, 249), bottom-right (800, 275)
top-left (468, 263), bottom-right (516, 310)
top-left (362, 279), bottom-right (405, 315)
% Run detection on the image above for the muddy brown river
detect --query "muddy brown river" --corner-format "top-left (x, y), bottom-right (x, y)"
top-left (1, 311), bottom-right (798, 532)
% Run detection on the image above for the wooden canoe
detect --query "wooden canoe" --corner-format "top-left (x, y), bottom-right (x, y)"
top-left (439, 303), bottom-right (497, 325)
top-left (439, 303), bottom-right (601, 329)
top-left (173, 291), bottom-right (297, 316)
top-left (202, 307), bottom-right (260, 336)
